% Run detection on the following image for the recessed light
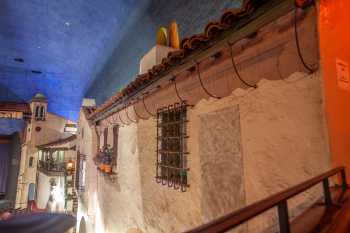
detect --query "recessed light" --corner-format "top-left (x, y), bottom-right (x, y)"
top-left (65, 22), bottom-right (70, 26)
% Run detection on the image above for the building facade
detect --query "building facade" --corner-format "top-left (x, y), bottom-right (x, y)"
top-left (75, 2), bottom-right (331, 232)
top-left (15, 93), bottom-right (76, 210)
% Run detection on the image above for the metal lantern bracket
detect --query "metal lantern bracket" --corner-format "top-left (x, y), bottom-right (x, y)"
top-left (142, 93), bottom-right (156, 117)
top-left (170, 76), bottom-right (194, 107)
top-left (111, 113), bottom-right (119, 125)
top-left (227, 41), bottom-right (257, 88)
top-left (106, 116), bottom-right (113, 126)
top-left (118, 111), bottom-right (129, 126)
top-left (125, 104), bottom-right (137, 123)
top-left (194, 61), bottom-right (221, 99)
top-left (133, 99), bottom-right (148, 120)
top-left (294, 6), bottom-right (317, 74)
top-left (170, 76), bottom-right (185, 103)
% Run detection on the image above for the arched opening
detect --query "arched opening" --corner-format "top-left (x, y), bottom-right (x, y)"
top-left (35, 106), bottom-right (40, 118)
top-left (79, 217), bottom-right (87, 233)
top-left (40, 106), bottom-right (45, 119)
top-left (27, 183), bottom-right (35, 201)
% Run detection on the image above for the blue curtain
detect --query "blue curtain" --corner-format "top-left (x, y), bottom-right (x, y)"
top-left (0, 143), bottom-right (10, 194)
top-left (0, 213), bottom-right (76, 233)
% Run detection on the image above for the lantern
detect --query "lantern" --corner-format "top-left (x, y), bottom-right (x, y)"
top-left (66, 160), bottom-right (74, 170)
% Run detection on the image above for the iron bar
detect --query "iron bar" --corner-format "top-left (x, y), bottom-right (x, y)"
top-left (142, 95), bottom-right (156, 117)
top-left (133, 103), bottom-right (147, 120)
top-left (277, 201), bottom-right (291, 233)
top-left (294, 7), bottom-right (316, 74)
top-left (170, 76), bottom-right (189, 105)
top-left (322, 178), bottom-right (333, 207)
top-left (156, 102), bottom-right (189, 191)
top-left (228, 41), bottom-right (258, 88)
top-left (118, 112), bottom-right (129, 126)
top-left (195, 61), bottom-right (221, 99)
top-left (341, 169), bottom-right (348, 192)
top-left (125, 105), bottom-right (137, 123)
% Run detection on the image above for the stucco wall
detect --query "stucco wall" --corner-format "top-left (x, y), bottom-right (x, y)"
top-left (77, 8), bottom-right (330, 233)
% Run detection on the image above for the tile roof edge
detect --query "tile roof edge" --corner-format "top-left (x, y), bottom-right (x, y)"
top-left (88, 0), bottom-right (304, 122)
top-left (36, 134), bottom-right (77, 149)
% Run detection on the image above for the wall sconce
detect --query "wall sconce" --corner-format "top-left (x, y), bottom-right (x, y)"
top-left (66, 160), bottom-right (74, 171)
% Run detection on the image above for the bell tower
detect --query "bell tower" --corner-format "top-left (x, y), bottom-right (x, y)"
top-left (30, 93), bottom-right (47, 121)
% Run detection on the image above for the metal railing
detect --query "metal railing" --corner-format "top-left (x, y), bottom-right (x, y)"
top-left (184, 166), bottom-right (348, 233)
top-left (38, 160), bottom-right (65, 173)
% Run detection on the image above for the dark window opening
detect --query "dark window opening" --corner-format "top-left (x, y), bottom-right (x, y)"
top-left (103, 127), bottom-right (108, 150)
top-left (156, 102), bottom-right (189, 192)
top-left (35, 105), bottom-right (45, 121)
top-left (40, 106), bottom-right (45, 120)
top-left (29, 157), bottom-right (34, 167)
top-left (35, 106), bottom-right (40, 118)
top-left (112, 125), bottom-right (119, 170)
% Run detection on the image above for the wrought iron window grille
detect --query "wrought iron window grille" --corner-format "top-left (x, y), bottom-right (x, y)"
top-left (156, 102), bottom-right (189, 192)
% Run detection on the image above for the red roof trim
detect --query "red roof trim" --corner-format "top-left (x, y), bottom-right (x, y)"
top-left (0, 102), bottom-right (31, 114)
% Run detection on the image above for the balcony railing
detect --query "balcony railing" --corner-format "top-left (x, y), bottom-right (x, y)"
top-left (37, 160), bottom-right (66, 175)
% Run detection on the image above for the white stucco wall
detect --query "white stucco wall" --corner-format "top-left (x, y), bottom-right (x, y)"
top-left (76, 8), bottom-right (329, 233)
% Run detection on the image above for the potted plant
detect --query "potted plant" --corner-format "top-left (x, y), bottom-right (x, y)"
top-left (102, 145), bottom-right (113, 174)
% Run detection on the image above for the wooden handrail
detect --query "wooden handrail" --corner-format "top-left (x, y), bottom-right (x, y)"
top-left (184, 166), bottom-right (347, 233)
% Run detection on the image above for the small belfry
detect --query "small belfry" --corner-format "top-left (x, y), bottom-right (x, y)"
top-left (30, 93), bottom-right (47, 121)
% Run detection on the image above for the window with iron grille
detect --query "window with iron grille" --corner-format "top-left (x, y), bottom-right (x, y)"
top-left (156, 102), bottom-right (189, 192)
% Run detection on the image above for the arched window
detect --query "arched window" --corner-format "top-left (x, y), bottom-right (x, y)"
top-left (40, 106), bottom-right (45, 120)
top-left (35, 106), bottom-right (40, 118)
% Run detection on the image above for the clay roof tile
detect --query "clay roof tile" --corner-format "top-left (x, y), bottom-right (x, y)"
top-left (88, 0), bottom-right (261, 120)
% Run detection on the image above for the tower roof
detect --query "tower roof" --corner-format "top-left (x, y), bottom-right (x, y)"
top-left (32, 93), bottom-right (47, 102)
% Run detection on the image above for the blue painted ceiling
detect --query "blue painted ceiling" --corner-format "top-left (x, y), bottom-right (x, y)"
top-left (0, 0), bottom-right (241, 122)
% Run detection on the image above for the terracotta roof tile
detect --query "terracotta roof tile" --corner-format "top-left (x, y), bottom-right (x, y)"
top-left (0, 102), bottom-right (31, 114)
top-left (37, 134), bottom-right (77, 149)
top-left (88, 0), bottom-right (262, 120)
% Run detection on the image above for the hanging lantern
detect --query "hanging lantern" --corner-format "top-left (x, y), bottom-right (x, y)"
top-left (66, 160), bottom-right (74, 170)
